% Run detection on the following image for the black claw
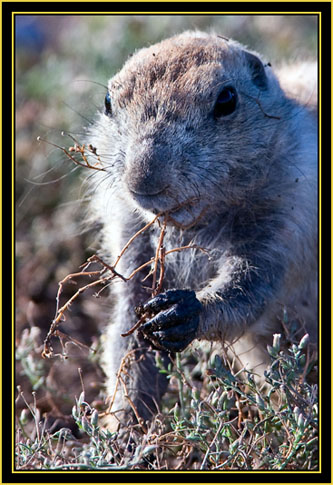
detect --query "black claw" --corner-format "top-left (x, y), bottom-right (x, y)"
top-left (153, 319), bottom-right (199, 342)
top-left (143, 289), bottom-right (197, 313)
top-left (139, 288), bottom-right (202, 352)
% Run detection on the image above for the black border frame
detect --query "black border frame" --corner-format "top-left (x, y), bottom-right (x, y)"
top-left (4, 2), bottom-right (331, 483)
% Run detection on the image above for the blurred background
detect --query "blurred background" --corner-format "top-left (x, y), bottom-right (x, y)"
top-left (15, 15), bottom-right (318, 424)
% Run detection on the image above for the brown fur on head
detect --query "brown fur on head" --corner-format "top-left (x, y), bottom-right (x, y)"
top-left (95, 31), bottom-right (291, 230)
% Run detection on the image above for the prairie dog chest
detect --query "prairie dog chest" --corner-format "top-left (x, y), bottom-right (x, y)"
top-left (149, 224), bottom-right (223, 292)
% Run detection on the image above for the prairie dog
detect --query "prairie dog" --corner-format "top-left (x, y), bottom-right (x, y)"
top-left (87, 31), bottom-right (317, 427)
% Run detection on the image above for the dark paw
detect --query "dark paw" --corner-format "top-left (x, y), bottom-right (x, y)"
top-left (139, 289), bottom-right (202, 352)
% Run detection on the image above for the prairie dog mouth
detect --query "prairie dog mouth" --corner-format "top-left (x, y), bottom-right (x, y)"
top-left (129, 190), bottom-right (207, 229)
top-left (163, 200), bottom-right (208, 229)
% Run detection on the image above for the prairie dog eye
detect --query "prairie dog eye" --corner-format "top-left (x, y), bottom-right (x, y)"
top-left (104, 92), bottom-right (112, 116)
top-left (213, 86), bottom-right (237, 118)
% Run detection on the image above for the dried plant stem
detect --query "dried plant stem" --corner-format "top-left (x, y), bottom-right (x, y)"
top-left (54, 267), bottom-right (108, 316)
top-left (155, 247), bottom-right (166, 296)
top-left (101, 348), bottom-right (149, 433)
top-left (119, 374), bottom-right (148, 433)
top-left (42, 277), bottom-right (109, 359)
top-left (42, 210), bottom-right (210, 359)
top-left (112, 212), bottom-right (163, 269)
top-left (165, 244), bottom-right (209, 257)
top-left (101, 349), bottom-right (146, 424)
top-left (151, 216), bottom-right (168, 296)
top-left (127, 257), bottom-right (156, 281)
top-left (200, 421), bottom-right (224, 470)
top-left (87, 254), bottom-right (127, 282)
top-left (120, 313), bottom-right (150, 338)
top-left (37, 135), bottom-right (105, 172)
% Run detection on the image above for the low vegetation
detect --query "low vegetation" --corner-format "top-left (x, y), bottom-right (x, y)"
top-left (16, 330), bottom-right (318, 471)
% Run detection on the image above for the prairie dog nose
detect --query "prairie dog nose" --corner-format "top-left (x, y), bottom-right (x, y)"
top-left (125, 141), bottom-right (170, 195)
top-left (126, 170), bottom-right (168, 196)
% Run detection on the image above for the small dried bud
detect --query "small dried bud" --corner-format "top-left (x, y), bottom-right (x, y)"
top-left (267, 345), bottom-right (277, 358)
top-left (91, 409), bottom-right (99, 427)
top-left (293, 406), bottom-right (300, 420)
top-left (78, 391), bottom-right (85, 406)
top-left (272, 333), bottom-right (281, 352)
top-left (173, 402), bottom-right (181, 420)
top-left (297, 413), bottom-right (305, 430)
top-left (219, 390), bottom-right (229, 409)
top-left (81, 416), bottom-right (92, 434)
top-left (72, 405), bottom-right (78, 419)
top-left (19, 409), bottom-right (29, 425)
top-left (211, 391), bottom-right (219, 407)
top-left (298, 333), bottom-right (309, 350)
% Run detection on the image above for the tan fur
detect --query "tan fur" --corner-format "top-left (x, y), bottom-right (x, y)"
top-left (87, 31), bottom-right (317, 427)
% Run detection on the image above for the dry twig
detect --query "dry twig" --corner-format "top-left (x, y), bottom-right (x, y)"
top-left (37, 133), bottom-right (105, 172)
top-left (42, 210), bottom-right (209, 359)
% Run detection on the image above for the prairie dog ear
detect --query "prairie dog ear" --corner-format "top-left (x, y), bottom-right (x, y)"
top-left (244, 51), bottom-right (268, 89)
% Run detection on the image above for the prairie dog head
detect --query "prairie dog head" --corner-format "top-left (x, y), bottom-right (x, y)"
top-left (93, 31), bottom-right (287, 228)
